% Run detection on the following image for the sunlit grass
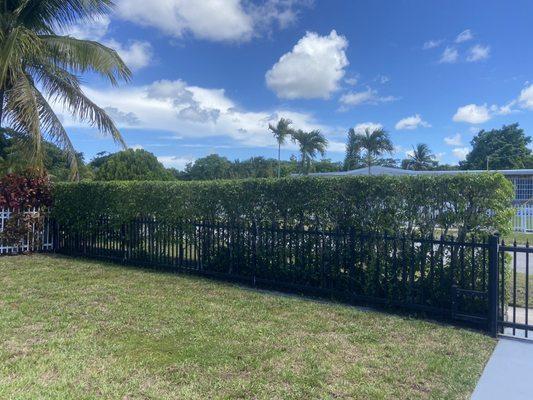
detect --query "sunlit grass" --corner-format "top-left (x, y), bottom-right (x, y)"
top-left (0, 255), bottom-right (494, 399)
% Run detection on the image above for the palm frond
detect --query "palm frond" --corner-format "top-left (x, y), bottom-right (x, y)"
top-left (0, 25), bottom-right (41, 88)
top-left (29, 63), bottom-right (126, 147)
top-left (32, 86), bottom-right (80, 179)
top-left (16, 0), bottom-right (114, 32)
top-left (268, 118), bottom-right (293, 145)
top-left (39, 35), bottom-right (131, 85)
top-left (3, 71), bottom-right (43, 169)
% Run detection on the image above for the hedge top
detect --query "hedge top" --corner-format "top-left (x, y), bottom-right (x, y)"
top-left (52, 173), bottom-right (514, 236)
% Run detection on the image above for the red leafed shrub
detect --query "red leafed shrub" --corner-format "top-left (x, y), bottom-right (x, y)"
top-left (0, 171), bottom-right (52, 249)
top-left (0, 171), bottom-right (52, 211)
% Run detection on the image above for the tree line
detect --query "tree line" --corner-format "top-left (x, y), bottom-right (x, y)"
top-left (1, 122), bottom-right (531, 181)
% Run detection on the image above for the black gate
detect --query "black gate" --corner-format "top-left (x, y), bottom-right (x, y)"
top-left (498, 239), bottom-right (533, 338)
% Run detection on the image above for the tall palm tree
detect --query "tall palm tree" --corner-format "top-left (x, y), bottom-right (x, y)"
top-left (402, 143), bottom-right (438, 171)
top-left (291, 129), bottom-right (328, 175)
top-left (0, 0), bottom-right (131, 179)
top-left (353, 128), bottom-right (394, 174)
top-left (343, 127), bottom-right (362, 170)
top-left (268, 118), bottom-right (293, 178)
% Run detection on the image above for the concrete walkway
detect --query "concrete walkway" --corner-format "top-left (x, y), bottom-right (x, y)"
top-left (472, 338), bottom-right (533, 399)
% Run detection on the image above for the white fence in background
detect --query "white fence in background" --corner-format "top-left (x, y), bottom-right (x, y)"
top-left (513, 204), bottom-right (533, 232)
top-left (0, 208), bottom-right (54, 254)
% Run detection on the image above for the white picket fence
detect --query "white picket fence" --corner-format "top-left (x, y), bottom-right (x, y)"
top-left (513, 204), bottom-right (533, 232)
top-left (0, 208), bottom-right (54, 254)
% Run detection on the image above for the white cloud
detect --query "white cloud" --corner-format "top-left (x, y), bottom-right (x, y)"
top-left (434, 152), bottom-right (446, 161)
top-left (439, 47), bottom-right (459, 63)
top-left (345, 77), bottom-right (359, 86)
top-left (423, 39), bottom-right (443, 50)
top-left (104, 39), bottom-right (153, 70)
top-left (103, 107), bottom-right (140, 125)
top-left (453, 104), bottom-right (491, 124)
top-left (130, 144), bottom-right (144, 150)
top-left (452, 147), bottom-right (470, 160)
top-left (518, 84), bottom-right (533, 110)
top-left (265, 30), bottom-right (349, 99)
top-left (353, 122), bottom-right (383, 135)
top-left (115, 0), bottom-right (307, 42)
top-left (467, 44), bottom-right (490, 62)
top-left (61, 14), bottom-right (152, 71)
top-left (52, 79), bottom-right (333, 151)
top-left (444, 133), bottom-right (463, 146)
top-left (455, 29), bottom-right (473, 43)
top-left (394, 114), bottom-right (431, 130)
top-left (376, 74), bottom-right (390, 84)
top-left (339, 88), bottom-right (398, 108)
top-left (62, 15), bottom-right (111, 40)
top-left (158, 156), bottom-right (196, 170)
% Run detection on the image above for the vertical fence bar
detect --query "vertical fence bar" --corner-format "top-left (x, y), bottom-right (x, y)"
top-left (513, 240), bottom-right (517, 336)
top-left (488, 235), bottom-right (500, 337)
top-left (252, 221), bottom-right (257, 286)
top-left (527, 240), bottom-right (530, 338)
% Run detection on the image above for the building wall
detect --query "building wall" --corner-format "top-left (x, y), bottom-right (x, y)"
top-left (506, 175), bottom-right (533, 203)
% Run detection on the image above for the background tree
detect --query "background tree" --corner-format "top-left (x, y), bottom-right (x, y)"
top-left (290, 130), bottom-right (328, 174)
top-left (460, 123), bottom-right (533, 170)
top-left (90, 149), bottom-right (173, 181)
top-left (182, 154), bottom-right (233, 181)
top-left (268, 118), bottom-right (294, 178)
top-left (314, 158), bottom-right (343, 173)
top-left (343, 128), bottom-right (362, 170)
top-left (0, 0), bottom-right (131, 179)
top-left (0, 131), bottom-right (92, 180)
top-left (353, 128), bottom-right (394, 174)
top-left (401, 143), bottom-right (438, 171)
top-left (374, 158), bottom-right (399, 168)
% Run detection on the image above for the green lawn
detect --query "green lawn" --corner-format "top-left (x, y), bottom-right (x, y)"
top-left (510, 271), bottom-right (533, 308)
top-left (502, 231), bottom-right (533, 245)
top-left (0, 255), bottom-right (494, 399)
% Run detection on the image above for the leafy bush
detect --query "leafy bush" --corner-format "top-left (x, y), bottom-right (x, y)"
top-left (52, 173), bottom-right (514, 236)
top-left (0, 172), bottom-right (52, 210)
top-left (0, 171), bottom-right (52, 246)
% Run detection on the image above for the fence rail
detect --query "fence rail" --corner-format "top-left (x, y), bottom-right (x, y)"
top-left (56, 217), bottom-right (495, 329)
top-left (0, 208), bottom-right (54, 254)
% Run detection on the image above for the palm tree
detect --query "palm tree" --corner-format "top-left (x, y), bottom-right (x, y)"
top-left (401, 143), bottom-right (438, 171)
top-left (268, 118), bottom-right (293, 178)
top-left (291, 129), bottom-right (328, 175)
top-left (0, 0), bottom-right (131, 179)
top-left (353, 128), bottom-right (394, 174)
top-left (343, 127), bottom-right (362, 170)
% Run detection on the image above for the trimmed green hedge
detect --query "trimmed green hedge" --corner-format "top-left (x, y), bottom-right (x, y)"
top-left (52, 174), bottom-right (514, 236)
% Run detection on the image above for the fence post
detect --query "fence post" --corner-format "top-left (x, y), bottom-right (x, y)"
top-left (52, 219), bottom-right (59, 253)
top-left (488, 234), bottom-right (499, 337)
top-left (121, 222), bottom-right (127, 263)
top-left (252, 221), bottom-right (257, 287)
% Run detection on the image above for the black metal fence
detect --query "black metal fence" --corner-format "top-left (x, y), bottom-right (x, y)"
top-left (54, 218), bottom-right (500, 330)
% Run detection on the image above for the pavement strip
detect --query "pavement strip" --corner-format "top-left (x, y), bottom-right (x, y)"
top-left (471, 337), bottom-right (533, 399)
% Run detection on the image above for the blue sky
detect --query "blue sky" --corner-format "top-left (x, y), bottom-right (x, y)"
top-left (58, 0), bottom-right (533, 169)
